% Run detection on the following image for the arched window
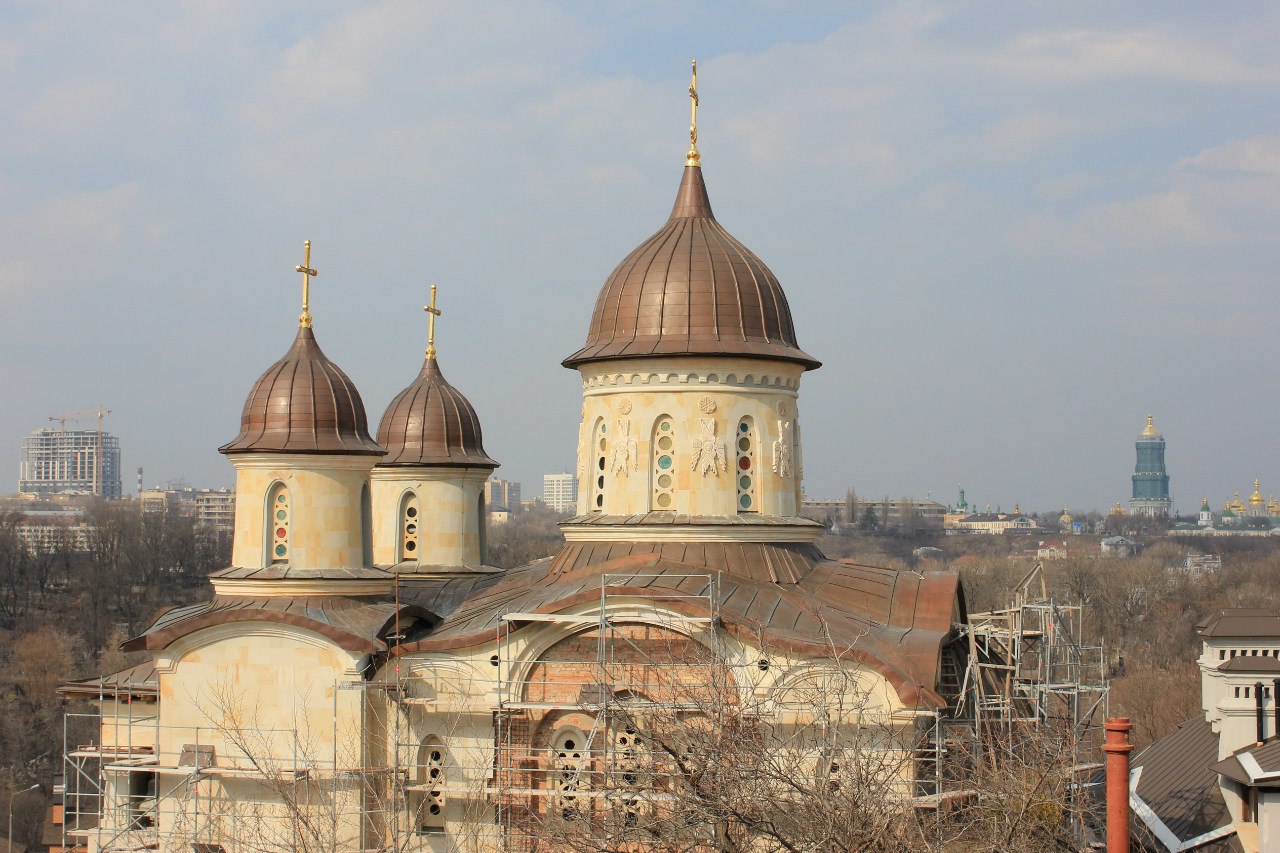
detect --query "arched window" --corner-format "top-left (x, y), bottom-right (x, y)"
top-left (736, 418), bottom-right (757, 513)
top-left (651, 415), bottom-right (676, 511)
top-left (477, 491), bottom-right (487, 564)
top-left (267, 483), bottom-right (290, 563)
top-left (550, 726), bottom-right (590, 820)
top-left (413, 736), bottom-right (446, 833)
top-left (361, 483), bottom-right (372, 567)
top-left (591, 418), bottom-right (607, 513)
top-left (399, 492), bottom-right (420, 562)
top-left (611, 719), bottom-right (651, 826)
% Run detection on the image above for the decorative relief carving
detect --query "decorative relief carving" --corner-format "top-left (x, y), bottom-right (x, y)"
top-left (772, 420), bottom-right (793, 478)
top-left (610, 419), bottom-right (638, 476)
top-left (586, 372), bottom-right (799, 391)
top-left (698, 396), bottom-right (717, 414)
top-left (691, 419), bottom-right (726, 477)
top-left (616, 398), bottom-right (633, 414)
top-left (776, 400), bottom-right (789, 416)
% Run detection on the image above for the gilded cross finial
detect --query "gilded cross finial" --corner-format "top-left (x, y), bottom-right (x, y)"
top-left (686, 58), bottom-right (700, 167)
top-left (295, 240), bottom-right (318, 328)
top-left (424, 284), bottom-right (442, 359)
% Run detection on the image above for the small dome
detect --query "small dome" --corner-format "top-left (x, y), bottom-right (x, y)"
top-left (376, 356), bottom-right (498, 468)
top-left (1139, 414), bottom-right (1161, 439)
top-left (564, 166), bottom-right (820, 371)
top-left (1250, 480), bottom-right (1264, 504)
top-left (221, 327), bottom-right (383, 456)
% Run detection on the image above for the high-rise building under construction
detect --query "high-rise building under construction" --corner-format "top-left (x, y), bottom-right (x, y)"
top-left (19, 427), bottom-right (122, 498)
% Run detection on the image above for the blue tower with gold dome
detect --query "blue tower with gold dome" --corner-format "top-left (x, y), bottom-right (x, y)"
top-left (1130, 414), bottom-right (1172, 517)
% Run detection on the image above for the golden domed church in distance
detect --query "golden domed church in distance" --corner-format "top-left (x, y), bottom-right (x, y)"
top-left (61, 68), bottom-right (978, 853)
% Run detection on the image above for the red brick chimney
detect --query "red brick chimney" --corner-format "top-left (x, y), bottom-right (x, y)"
top-left (1103, 717), bottom-right (1134, 853)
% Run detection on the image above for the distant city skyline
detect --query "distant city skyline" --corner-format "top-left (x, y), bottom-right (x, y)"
top-left (2, 4), bottom-right (1277, 511)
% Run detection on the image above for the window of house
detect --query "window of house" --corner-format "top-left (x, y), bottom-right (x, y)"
top-left (400, 492), bottom-right (420, 562)
top-left (593, 419), bottom-right (607, 512)
top-left (651, 416), bottom-right (675, 511)
top-left (551, 727), bottom-right (589, 820)
top-left (414, 736), bottom-right (446, 833)
top-left (736, 418), bottom-right (757, 512)
top-left (268, 483), bottom-right (290, 563)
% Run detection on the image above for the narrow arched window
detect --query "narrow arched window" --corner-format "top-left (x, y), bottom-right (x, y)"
top-left (477, 491), bottom-right (487, 564)
top-left (400, 492), bottom-right (420, 562)
top-left (413, 736), bottom-right (446, 833)
top-left (591, 418), bottom-right (607, 513)
top-left (361, 483), bottom-right (373, 567)
top-left (736, 418), bottom-right (757, 513)
top-left (651, 415), bottom-right (676, 511)
top-left (267, 483), bottom-right (290, 563)
top-left (550, 726), bottom-right (589, 820)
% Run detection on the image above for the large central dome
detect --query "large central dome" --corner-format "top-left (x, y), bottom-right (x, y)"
top-left (563, 165), bottom-right (820, 370)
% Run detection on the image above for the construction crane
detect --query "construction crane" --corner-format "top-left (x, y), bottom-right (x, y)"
top-left (48, 406), bottom-right (112, 496)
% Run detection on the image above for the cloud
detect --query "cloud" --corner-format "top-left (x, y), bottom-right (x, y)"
top-left (991, 28), bottom-right (1280, 86)
top-left (1012, 189), bottom-right (1220, 256)
top-left (1178, 136), bottom-right (1280, 176)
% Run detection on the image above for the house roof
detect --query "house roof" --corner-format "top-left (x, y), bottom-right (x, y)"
top-left (1198, 609), bottom-right (1280, 640)
top-left (59, 660), bottom-right (158, 698)
top-left (394, 540), bottom-right (964, 709)
top-left (1212, 737), bottom-right (1280, 787)
top-left (219, 326), bottom-right (383, 456)
top-left (1129, 716), bottom-right (1239, 851)
top-left (375, 355), bottom-right (499, 468)
top-left (122, 594), bottom-right (434, 654)
top-left (1217, 656), bottom-right (1280, 674)
top-left (563, 165), bottom-right (820, 371)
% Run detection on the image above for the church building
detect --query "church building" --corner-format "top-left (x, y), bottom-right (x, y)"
top-left (58, 69), bottom-right (969, 853)
top-left (1130, 414), bottom-right (1172, 518)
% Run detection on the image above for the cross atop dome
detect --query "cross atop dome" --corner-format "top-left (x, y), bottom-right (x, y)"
top-left (686, 58), bottom-right (700, 167)
top-left (295, 240), bottom-right (318, 329)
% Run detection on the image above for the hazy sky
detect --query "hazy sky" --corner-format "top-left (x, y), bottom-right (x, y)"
top-left (3, 2), bottom-right (1278, 514)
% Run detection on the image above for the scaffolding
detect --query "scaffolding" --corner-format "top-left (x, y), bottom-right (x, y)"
top-left (494, 572), bottom-right (721, 850)
top-left (960, 563), bottom-right (1108, 738)
top-left (57, 565), bottom-right (1100, 851)
top-left (955, 562), bottom-right (1110, 828)
top-left (61, 680), bottom-right (399, 853)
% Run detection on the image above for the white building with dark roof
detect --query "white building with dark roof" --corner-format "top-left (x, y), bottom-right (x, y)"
top-left (1126, 609), bottom-right (1280, 853)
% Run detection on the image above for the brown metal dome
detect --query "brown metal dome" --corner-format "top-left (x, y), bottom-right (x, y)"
top-left (220, 326), bottom-right (383, 456)
top-left (375, 356), bottom-right (498, 468)
top-left (563, 165), bottom-right (820, 370)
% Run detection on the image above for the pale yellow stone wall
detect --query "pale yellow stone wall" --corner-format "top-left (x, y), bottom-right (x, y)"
top-left (228, 453), bottom-right (377, 569)
top-left (370, 467), bottom-right (491, 567)
top-left (144, 624), bottom-right (370, 852)
top-left (573, 357), bottom-right (807, 517)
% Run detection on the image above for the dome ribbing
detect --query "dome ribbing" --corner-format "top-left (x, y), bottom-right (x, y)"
top-left (220, 327), bottom-right (382, 456)
top-left (375, 356), bottom-right (497, 468)
top-left (564, 166), bottom-right (820, 370)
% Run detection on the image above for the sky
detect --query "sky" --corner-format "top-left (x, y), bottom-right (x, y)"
top-left (2, 1), bottom-right (1278, 514)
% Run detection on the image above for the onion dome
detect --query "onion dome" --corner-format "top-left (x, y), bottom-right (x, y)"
top-left (220, 326), bottom-right (383, 455)
top-left (375, 356), bottom-right (498, 468)
top-left (1250, 480), bottom-right (1264, 505)
top-left (563, 164), bottom-right (820, 371)
top-left (1139, 414), bottom-right (1161, 438)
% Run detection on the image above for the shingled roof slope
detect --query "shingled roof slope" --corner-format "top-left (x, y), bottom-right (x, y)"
top-left (395, 542), bottom-right (962, 708)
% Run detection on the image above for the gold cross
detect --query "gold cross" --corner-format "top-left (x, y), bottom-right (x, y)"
top-left (295, 240), bottom-right (318, 328)
top-left (424, 284), bottom-right (442, 359)
top-left (686, 58), bottom-right (700, 167)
